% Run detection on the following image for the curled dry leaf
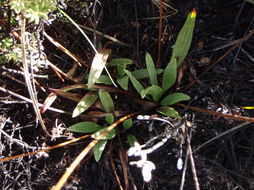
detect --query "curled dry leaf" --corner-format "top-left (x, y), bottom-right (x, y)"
top-left (41, 93), bottom-right (57, 113)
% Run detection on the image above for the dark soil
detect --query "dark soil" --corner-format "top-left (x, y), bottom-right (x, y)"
top-left (1, 0), bottom-right (254, 190)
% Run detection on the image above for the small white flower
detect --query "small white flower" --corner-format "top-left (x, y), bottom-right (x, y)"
top-left (177, 158), bottom-right (183, 170)
top-left (142, 161), bottom-right (156, 182)
top-left (127, 142), bottom-right (141, 157)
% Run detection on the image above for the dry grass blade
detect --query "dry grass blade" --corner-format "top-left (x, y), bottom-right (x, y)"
top-left (187, 133), bottom-right (200, 190)
top-left (194, 122), bottom-right (250, 153)
top-left (109, 143), bottom-right (124, 190)
top-left (51, 112), bottom-right (139, 190)
top-left (119, 147), bottom-right (129, 189)
top-left (20, 16), bottom-right (50, 136)
top-left (0, 87), bottom-right (68, 114)
top-left (177, 103), bottom-right (254, 123)
top-left (184, 30), bottom-right (254, 90)
top-left (44, 32), bottom-right (84, 67)
top-left (151, 0), bottom-right (177, 12)
top-left (0, 134), bottom-right (90, 163)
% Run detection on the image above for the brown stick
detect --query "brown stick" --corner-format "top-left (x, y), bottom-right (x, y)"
top-left (177, 103), bottom-right (254, 123)
top-left (187, 133), bottom-right (200, 190)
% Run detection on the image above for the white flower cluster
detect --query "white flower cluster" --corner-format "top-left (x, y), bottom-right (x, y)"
top-left (128, 142), bottom-right (156, 182)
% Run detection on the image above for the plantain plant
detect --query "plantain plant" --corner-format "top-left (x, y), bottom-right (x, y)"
top-left (53, 9), bottom-right (196, 161)
top-left (91, 9), bottom-right (197, 118)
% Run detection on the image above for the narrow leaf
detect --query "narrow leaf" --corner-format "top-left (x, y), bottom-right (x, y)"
top-left (117, 75), bottom-right (129, 90)
top-left (92, 127), bottom-right (116, 140)
top-left (88, 48), bottom-right (111, 88)
top-left (162, 58), bottom-right (177, 92)
top-left (140, 85), bottom-right (163, 102)
top-left (68, 121), bottom-right (101, 133)
top-left (124, 69), bottom-right (144, 95)
top-left (170, 9), bottom-right (196, 67)
top-left (123, 118), bottom-right (133, 129)
top-left (93, 140), bottom-right (108, 162)
top-left (160, 92), bottom-right (191, 106)
top-left (145, 52), bottom-right (158, 85)
top-left (157, 106), bottom-right (182, 118)
top-left (132, 69), bottom-right (164, 79)
top-left (97, 75), bottom-right (113, 85)
top-left (72, 92), bottom-right (98, 117)
top-left (117, 65), bottom-right (127, 77)
top-left (50, 89), bottom-right (83, 102)
top-left (107, 58), bottom-right (133, 66)
top-left (99, 89), bottom-right (115, 113)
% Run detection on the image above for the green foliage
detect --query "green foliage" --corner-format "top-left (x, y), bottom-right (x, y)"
top-left (140, 85), bottom-right (163, 102)
top-left (160, 92), bottom-right (191, 106)
top-left (72, 92), bottom-right (98, 117)
top-left (123, 118), bottom-right (133, 129)
top-left (124, 69), bottom-right (144, 94)
top-left (127, 134), bottom-right (138, 147)
top-left (132, 69), bottom-right (164, 79)
top-left (117, 75), bottom-right (129, 90)
top-left (9, 0), bottom-right (56, 24)
top-left (162, 58), bottom-right (177, 92)
top-left (246, 0), bottom-right (254, 4)
top-left (68, 122), bottom-right (101, 133)
top-left (125, 10), bottom-right (196, 117)
top-left (91, 127), bottom-right (116, 140)
top-left (99, 89), bottom-right (115, 113)
top-left (170, 9), bottom-right (196, 67)
top-left (156, 106), bottom-right (182, 118)
top-left (66, 10), bottom-right (196, 162)
top-left (0, 37), bottom-right (22, 63)
top-left (93, 140), bottom-right (108, 162)
top-left (107, 58), bottom-right (133, 66)
top-left (145, 52), bottom-right (158, 85)
top-left (105, 113), bottom-right (114, 124)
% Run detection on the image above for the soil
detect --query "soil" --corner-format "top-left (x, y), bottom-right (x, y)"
top-left (1, 0), bottom-right (254, 190)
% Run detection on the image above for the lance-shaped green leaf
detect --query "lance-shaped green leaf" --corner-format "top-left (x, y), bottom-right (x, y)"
top-left (88, 48), bottom-right (111, 88)
top-left (99, 89), bottom-right (115, 113)
top-left (141, 85), bottom-right (163, 102)
top-left (97, 75), bottom-right (113, 85)
top-left (49, 88), bottom-right (83, 102)
top-left (68, 121), bottom-right (101, 133)
top-left (132, 69), bottom-right (164, 79)
top-left (160, 92), bottom-right (191, 106)
top-left (92, 127), bottom-right (116, 140)
top-left (107, 58), bottom-right (133, 66)
top-left (117, 75), bottom-right (129, 90)
top-left (124, 69), bottom-right (144, 95)
top-left (157, 106), bottom-right (182, 118)
top-left (93, 140), bottom-right (108, 162)
top-left (82, 74), bottom-right (113, 85)
top-left (170, 9), bottom-right (196, 67)
top-left (72, 92), bottom-right (98, 117)
top-left (162, 58), bottom-right (177, 92)
top-left (145, 52), bottom-right (158, 85)
top-left (117, 65), bottom-right (127, 77)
